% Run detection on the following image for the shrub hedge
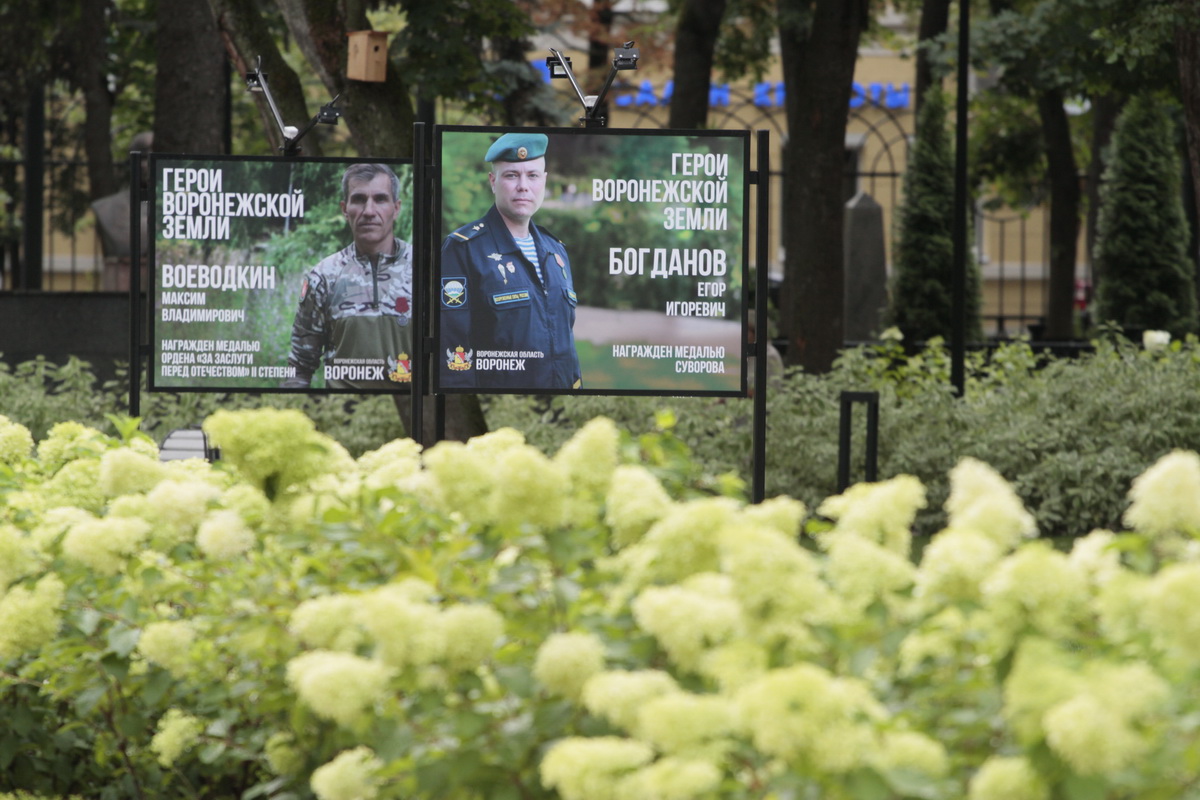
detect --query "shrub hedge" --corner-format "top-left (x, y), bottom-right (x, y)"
top-left (5, 331), bottom-right (1198, 539)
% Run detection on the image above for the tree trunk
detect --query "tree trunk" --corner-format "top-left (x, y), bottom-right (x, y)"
top-left (154, 0), bottom-right (226, 155)
top-left (1085, 94), bottom-right (1121, 301)
top-left (1037, 88), bottom-right (1080, 340)
top-left (266, 0), bottom-right (480, 441)
top-left (669, 0), bottom-right (728, 129)
top-left (915, 0), bottom-right (952, 116)
top-left (77, 0), bottom-right (118, 200)
top-left (777, 0), bottom-right (869, 372)
top-left (273, 0), bottom-right (415, 159)
top-left (1176, 4), bottom-right (1200, 278)
top-left (208, 0), bottom-right (321, 156)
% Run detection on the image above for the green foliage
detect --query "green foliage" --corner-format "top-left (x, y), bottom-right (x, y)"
top-left (970, 0), bottom-right (1178, 99)
top-left (711, 0), bottom-right (778, 82)
top-left (392, 0), bottom-right (539, 119)
top-left (5, 405), bottom-right (1200, 798)
top-left (8, 326), bottom-right (1200, 545)
top-left (1093, 94), bottom-right (1198, 338)
top-left (886, 91), bottom-right (984, 343)
top-left (489, 333), bottom-right (1200, 540)
top-left (0, 355), bottom-right (403, 458)
top-left (969, 91), bottom-right (1048, 210)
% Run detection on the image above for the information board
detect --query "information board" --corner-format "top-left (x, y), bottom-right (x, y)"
top-left (149, 155), bottom-right (415, 393)
top-left (435, 127), bottom-right (749, 396)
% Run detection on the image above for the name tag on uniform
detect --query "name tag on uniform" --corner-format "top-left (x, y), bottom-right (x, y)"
top-left (493, 290), bottom-right (531, 306)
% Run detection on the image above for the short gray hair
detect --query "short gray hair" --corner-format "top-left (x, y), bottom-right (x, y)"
top-left (341, 163), bottom-right (400, 202)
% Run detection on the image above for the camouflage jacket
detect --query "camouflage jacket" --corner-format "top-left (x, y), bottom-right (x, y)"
top-left (285, 237), bottom-right (414, 389)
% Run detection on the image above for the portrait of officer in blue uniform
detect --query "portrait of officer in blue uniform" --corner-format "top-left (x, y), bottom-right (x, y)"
top-left (439, 132), bottom-right (582, 390)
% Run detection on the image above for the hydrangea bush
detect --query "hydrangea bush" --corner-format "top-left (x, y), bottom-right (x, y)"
top-left (2, 408), bottom-right (1200, 799)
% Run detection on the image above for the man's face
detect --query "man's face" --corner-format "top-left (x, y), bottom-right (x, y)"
top-left (342, 172), bottom-right (400, 254)
top-left (489, 157), bottom-right (547, 226)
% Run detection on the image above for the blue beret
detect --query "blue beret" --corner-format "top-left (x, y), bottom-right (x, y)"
top-left (485, 133), bottom-right (548, 163)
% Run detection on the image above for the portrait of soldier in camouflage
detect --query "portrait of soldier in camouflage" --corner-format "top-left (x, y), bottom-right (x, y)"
top-left (282, 162), bottom-right (414, 390)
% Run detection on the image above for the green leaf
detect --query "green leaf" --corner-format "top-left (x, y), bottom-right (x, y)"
top-left (0, 734), bottom-right (21, 769)
top-left (75, 607), bottom-right (102, 636)
top-left (140, 670), bottom-right (174, 707)
top-left (199, 741), bottom-right (227, 764)
top-left (76, 684), bottom-right (108, 717)
top-left (845, 767), bottom-right (891, 800)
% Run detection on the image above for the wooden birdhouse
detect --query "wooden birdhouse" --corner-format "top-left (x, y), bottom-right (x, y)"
top-left (347, 31), bottom-right (388, 82)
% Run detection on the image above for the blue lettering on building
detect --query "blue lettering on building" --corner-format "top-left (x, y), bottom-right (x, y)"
top-left (531, 60), bottom-right (909, 110)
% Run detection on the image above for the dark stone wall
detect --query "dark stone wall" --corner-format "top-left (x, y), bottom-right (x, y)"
top-left (0, 292), bottom-right (140, 384)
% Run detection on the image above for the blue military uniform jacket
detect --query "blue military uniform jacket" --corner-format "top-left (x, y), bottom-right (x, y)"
top-left (439, 204), bottom-right (581, 390)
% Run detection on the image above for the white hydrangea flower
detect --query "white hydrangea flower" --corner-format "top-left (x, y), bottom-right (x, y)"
top-left (137, 620), bottom-right (196, 677)
top-left (1142, 561), bottom-right (1200, 661)
top-left (98, 447), bottom-right (165, 497)
top-left (634, 691), bottom-right (734, 757)
top-left (357, 438), bottom-right (423, 491)
top-left (150, 708), bottom-right (205, 767)
top-left (817, 474), bottom-right (926, 556)
top-left (61, 516), bottom-right (152, 576)
top-left (195, 509), bottom-right (256, 559)
top-left (582, 670), bottom-right (680, 732)
top-left (1001, 637), bottom-right (1078, 744)
top-left (718, 524), bottom-right (836, 625)
top-left (619, 498), bottom-right (738, 587)
top-left (355, 585), bottom-right (445, 669)
top-left (632, 577), bottom-right (742, 671)
top-left (0, 415), bottom-right (34, 466)
top-left (289, 594), bottom-right (367, 652)
top-left (945, 457), bottom-right (1036, 550)
top-left (914, 528), bottom-right (1003, 605)
top-left (146, 478), bottom-right (223, 545)
top-left (554, 416), bottom-right (620, 498)
top-left (1067, 529), bottom-right (1123, 588)
top-left (1125, 450), bottom-right (1200, 538)
top-left (1043, 693), bottom-right (1144, 776)
top-left (739, 495), bottom-right (806, 537)
top-left (285, 650), bottom-right (394, 728)
top-left (604, 465), bottom-right (673, 548)
top-left (982, 543), bottom-right (1089, 638)
top-left (440, 604), bottom-right (504, 672)
top-left (533, 631), bottom-right (607, 701)
top-left (0, 573), bottom-right (65, 661)
top-left (968, 756), bottom-right (1049, 800)
top-left (310, 746), bottom-right (383, 800)
top-left (1142, 329), bottom-right (1170, 351)
top-left (824, 531), bottom-right (916, 607)
top-left (735, 663), bottom-right (885, 771)
top-left (540, 736), bottom-right (655, 800)
top-left (873, 730), bottom-right (950, 777)
top-left (0, 524), bottom-right (39, 592)
top-left (616, 756), bottom-right (722, 800)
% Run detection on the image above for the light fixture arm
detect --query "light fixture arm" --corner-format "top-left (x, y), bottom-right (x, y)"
top-left (546, 42), bottom-right (640, 128)
top-left (245, 56), bottom-right (342, 156)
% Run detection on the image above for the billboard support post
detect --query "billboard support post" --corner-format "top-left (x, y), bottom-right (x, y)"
top-left (413, 123), bottom-right (427, 446)
top-left (752, 130), bottom-right (769, 504)
top-left (129, 150), bottom-right (143, 418)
